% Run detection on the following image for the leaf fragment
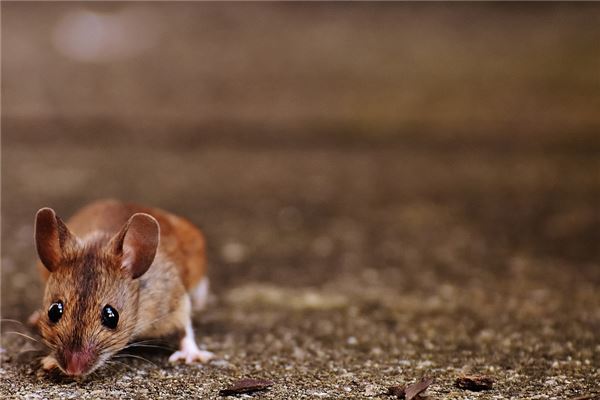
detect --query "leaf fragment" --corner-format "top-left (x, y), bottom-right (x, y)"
top-left (219, 378), bottom-right (274, 396)
top-left (455, 374), bottom-right (494, 391)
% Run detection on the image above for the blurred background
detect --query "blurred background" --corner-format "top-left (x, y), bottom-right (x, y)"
top-left (1, 2), bottom-right (599, 397)
top-left (4, 3), bottom-right (600, 141)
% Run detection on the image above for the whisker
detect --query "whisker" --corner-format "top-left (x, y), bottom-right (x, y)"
top-left (123, 341), bottom-right (173, 351)
top-left (92, 315), bottom-right (164, 348)
top-left (105, 359), bottom-right (136, 373)
top-left (16, 348), bottom-right (47, 355)
top-left (0, 319), bottom-right (25, 326)
top-left (4, 331), bottom-right (41, 344)
top-left (126, 338), bottom-right (165, 345)
top-left (113, 353), bottom-right (159, 369)
top-left (125, 344), bottom-right (172, 351)
top-left (96, 333), bottom-right (133, 351)
top-left (41, 337), bottom-right (56, 350)
top-left (92, 313), bottom-right (174, 352)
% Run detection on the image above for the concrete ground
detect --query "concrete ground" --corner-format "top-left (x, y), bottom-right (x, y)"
top-left (1, 126), bottom-right (598, 399)
top-left (1, 3), bottom-right (599, 399)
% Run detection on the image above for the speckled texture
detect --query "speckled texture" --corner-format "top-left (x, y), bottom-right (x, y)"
top-left (2, 3), bottom-right (600, 398)
top-left (1, 136), bottom-right (599, 399)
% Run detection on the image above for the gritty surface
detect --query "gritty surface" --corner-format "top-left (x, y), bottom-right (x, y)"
top-left (1, 131), bottom-right (599, 399)
top-left (1, 3), bottom-right (600, 398)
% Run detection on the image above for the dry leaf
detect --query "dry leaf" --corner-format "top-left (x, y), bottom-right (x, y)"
top-left (405, 377), bottom-right (434, 400)
top-left (388, 377), bottom-right (433, 399)
top-left (219, 378), bottom-right (274, 396)
top-left (455, 374), bottom-right (494, 391)
top-left (387, 385), bottom-right (406, 398)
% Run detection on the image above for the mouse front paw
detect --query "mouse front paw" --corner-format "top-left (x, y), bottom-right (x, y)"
top-left (170, 321), bottom-right (215, 364)
top-left (41, 355), bottom-right (59, 371)
top-left (169, 348), bottom-right (214, 364)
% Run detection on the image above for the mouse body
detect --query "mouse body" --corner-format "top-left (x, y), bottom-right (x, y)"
top-left (32, 199), bottom-right (214, 376)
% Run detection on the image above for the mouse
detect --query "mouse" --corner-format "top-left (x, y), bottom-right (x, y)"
top-left (29, 199), bottom-right (214, 376)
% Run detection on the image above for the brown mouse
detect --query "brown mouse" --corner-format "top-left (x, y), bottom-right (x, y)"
top-left (31, 199), bottom-right (214, 376)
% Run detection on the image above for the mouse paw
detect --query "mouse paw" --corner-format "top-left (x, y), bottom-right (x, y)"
top-left (170, 320), bottom-right (215, 364)
top-left (169, 348), bottom-right (214, 364)
top-left (40, 355), bottom-right (59, 371)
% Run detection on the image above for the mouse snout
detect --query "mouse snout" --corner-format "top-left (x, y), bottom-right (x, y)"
top-left (63, 347), bottom-right (96, 376)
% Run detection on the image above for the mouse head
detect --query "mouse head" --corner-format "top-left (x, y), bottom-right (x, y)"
top-left (34, 208), bottom-right (159, 377)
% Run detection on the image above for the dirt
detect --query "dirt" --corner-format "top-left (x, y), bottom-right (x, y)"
top-left (1, 2), bottom-right (599, 399)
top-left (1, 125), bottom-right (599, 399)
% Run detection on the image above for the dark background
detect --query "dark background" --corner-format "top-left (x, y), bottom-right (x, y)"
top-left (1, 3), bottom-right (599, 398)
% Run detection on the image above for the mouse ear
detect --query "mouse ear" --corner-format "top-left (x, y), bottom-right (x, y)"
top-left (35, 208), bottom-right (77, 272)
top-left (110, 213), bottom-right (159, 279)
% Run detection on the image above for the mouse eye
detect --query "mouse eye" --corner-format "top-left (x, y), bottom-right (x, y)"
top-left (48, 301), bottom-right (64, 323)
top-left (101, 305), bottom-right (119, 329)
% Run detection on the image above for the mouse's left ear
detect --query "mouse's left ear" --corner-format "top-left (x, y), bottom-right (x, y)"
top-left (110, 213), bottom-right (160, 279)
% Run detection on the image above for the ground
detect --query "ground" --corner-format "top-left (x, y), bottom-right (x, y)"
top-left (1, 3), bottom-right (600, 398)
top-left (1, 124), bottom-right (598, 399)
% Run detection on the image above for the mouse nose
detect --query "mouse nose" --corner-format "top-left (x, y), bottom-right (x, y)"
top-left (65, 349), bottom-right (94, 376)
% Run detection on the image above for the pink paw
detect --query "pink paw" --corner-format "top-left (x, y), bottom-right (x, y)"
top-left (39, 355), bottom-right (59, 373)
top-left (169, 348), bottom-right (214, 364)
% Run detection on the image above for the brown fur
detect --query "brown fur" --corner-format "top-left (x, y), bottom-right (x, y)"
top-left (35, 199), bottom-right (207, 375)
top-left (38, 199), bottom-right (207, 289)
